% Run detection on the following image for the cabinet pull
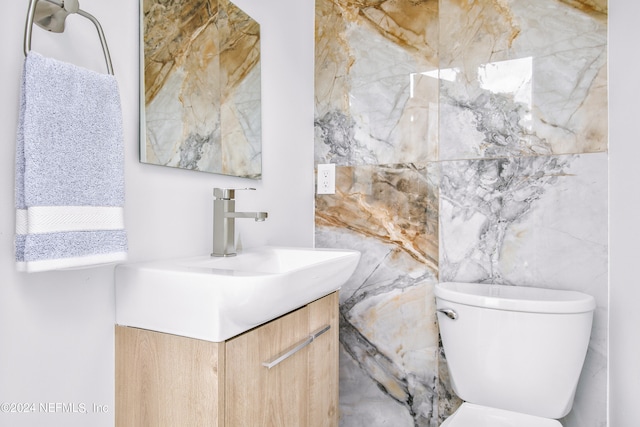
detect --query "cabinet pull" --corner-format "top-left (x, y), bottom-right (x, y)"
top-left (262, 325), bottom-right (331, 369)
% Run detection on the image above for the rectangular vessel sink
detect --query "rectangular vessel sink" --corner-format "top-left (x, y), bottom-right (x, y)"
top-left (115, 246), bottom-right (360, 342)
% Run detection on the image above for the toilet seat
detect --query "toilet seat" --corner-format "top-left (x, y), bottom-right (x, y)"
top-left (441, 403), bottom-right (562, 427)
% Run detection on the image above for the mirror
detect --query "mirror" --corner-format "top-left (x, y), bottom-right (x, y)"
top-left (140, 0), bottom-right (262, 179)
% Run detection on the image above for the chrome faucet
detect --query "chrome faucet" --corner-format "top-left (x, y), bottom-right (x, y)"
top-left (212, 188), bottom-right (268, 257)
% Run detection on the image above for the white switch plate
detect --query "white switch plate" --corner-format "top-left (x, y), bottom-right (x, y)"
top-left (317, 164), bottom-right (336, 194)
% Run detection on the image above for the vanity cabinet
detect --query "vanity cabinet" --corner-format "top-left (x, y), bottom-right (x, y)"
top-left (115, 292), bottom-right (339, 427)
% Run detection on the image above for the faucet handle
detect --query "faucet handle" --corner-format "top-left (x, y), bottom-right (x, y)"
top-left (213, 187), bottom-right (256, 200)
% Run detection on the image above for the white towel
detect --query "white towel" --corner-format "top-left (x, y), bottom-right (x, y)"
top-left (15, 51), bottom-right (127, 273)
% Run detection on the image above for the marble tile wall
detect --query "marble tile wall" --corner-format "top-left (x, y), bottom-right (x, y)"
top-left (314, 0), bottom-right (607, 426)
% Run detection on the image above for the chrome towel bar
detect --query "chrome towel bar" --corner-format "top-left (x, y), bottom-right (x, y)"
top-left (23, 0), bottom-right (114, 75)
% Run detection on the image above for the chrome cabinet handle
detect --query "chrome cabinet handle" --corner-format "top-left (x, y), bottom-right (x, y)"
top-left (437, 308), bottom-right (458, 320)
top-left (262, 325), bottom-right (331, 369)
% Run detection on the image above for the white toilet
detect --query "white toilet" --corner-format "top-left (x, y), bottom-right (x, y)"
top-left (435, 282), bottom-right (595, 427)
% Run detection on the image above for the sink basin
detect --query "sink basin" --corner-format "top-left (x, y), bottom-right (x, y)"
top-left (115, 246), bottom-right (360, 342)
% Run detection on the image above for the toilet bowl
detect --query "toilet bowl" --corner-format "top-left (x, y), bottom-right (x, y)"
top-left (435, 282), bottom-right (595, 426)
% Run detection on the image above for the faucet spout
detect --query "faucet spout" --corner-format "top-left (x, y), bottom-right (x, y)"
top-left (226, 211), bottom-right (268, 222)
top-left (212, 188), bottom-right (267, 257)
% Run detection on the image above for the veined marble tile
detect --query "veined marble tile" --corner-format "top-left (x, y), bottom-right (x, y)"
top-left (318, 226), bottom-right (444, 426)
top-left (340, 282), bottom-right (441, 426)
top-left (316, 164), bottom-right (438, 271)
top-left (316, 163), bottom-right (454, 425)
top-left (439, 0), bottom-right (607, 160)
top-left (439, 153), bottom-right (607, 297)
top-left (314, 0), bottom-right (440, 166)
top-left (439, 152), bottom-right (607, 427)
top-left (338, 342), bottom-right (416, 427)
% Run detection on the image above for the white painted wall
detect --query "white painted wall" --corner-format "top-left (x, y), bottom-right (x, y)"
top-left (0, 0), bottom-right (315, 425)
top-left (609, 0), bottom-right (640, 425)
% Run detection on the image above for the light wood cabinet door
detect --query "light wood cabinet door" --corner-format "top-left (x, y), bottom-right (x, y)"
top-left (115, 326), bottom-right (225, 427)
top-left (225, 292), bottom-right (338, 427)
top-left (225, 302), bottom-right (309, 426)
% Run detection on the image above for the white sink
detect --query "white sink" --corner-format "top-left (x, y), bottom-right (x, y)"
top-left (115, 246), bottom-right (360, 342)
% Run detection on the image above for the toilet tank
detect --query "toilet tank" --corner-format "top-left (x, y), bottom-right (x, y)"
top-left (435, 282), bottom-right (595, 419)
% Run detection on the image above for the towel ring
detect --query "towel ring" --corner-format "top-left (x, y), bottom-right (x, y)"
top-left (23, 0), bottom-right (114, 75)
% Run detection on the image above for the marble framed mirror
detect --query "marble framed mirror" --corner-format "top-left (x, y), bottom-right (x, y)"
top-left (140, 0), bottom-right (262, 179)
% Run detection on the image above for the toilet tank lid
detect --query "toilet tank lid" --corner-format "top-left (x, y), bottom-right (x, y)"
top-left (435, 282), bottom-right (596, 314)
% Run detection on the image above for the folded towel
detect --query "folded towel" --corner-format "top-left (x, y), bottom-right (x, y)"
top-left (15, 51), bottom-right (127, 273)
